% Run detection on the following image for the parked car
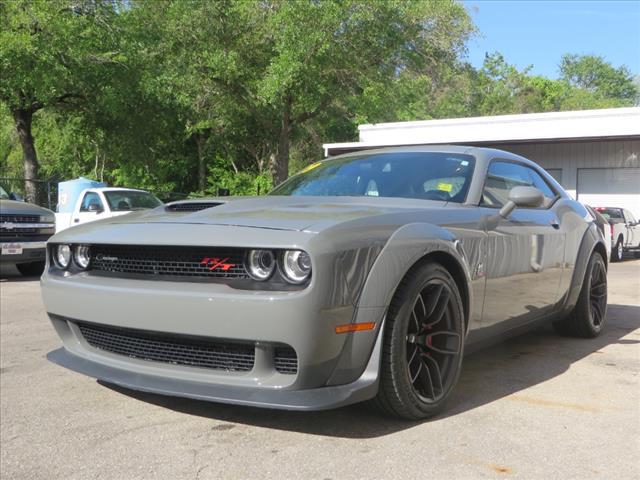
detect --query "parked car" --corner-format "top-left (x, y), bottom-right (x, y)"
top-left (55, 187), bottom-right (163, 232)
top-left (594, 207), bottom-right (640, 261)
top-left (0, 186), bottom-right (56, 276)
top-left (42, 146), bottom-right (608, 419)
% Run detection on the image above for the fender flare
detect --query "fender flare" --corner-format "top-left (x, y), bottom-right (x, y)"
top-left (326, 222), bottom-right (473, 386)
top-left (561, 222), bottom-right (608, 315)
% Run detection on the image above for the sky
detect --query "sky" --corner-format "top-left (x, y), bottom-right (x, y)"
top-left (463, 0), bottom-right (640, 78)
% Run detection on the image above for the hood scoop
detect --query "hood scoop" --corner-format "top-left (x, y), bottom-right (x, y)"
top-left (166, 201), bottom-right (225, 213)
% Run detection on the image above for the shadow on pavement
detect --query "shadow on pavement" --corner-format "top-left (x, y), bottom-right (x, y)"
top-left (0, 266), bottom-right (40, 282)
top-left (101, 303), bottom-right (639, 439)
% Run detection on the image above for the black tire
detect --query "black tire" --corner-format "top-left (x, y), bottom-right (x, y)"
top-left (611, 237), bottom-right (623, 262)
top-left (16, 261), bottom-right (45, 277)
top-left (372, 262), bottom-right (465, 420)
top-left (553, 251), bottom-right (607, 338)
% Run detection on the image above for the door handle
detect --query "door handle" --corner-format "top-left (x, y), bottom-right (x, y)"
top-left (550, 220), bottom-right (560, 229)
top-left (73, 218), bottom-right (79, 223)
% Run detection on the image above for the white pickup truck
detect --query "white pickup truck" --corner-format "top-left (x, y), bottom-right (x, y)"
top-left (55, 187), bottom-right (163, 232)
top-left (594, 207), bottom-right (640, 262)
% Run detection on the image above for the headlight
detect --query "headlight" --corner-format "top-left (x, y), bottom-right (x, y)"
top-left (281, 250), bottom-right (312, 284)
top-left (41, 214), bottom-right (55, 224)
top-left (74, 245), bottom-right (91, 269)
top-left (55, 244), bottom-right (71, 269)
top-left (247, 249), bottom-right (276, 281)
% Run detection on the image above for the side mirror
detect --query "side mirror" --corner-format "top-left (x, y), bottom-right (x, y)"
top-left (9, 192), bottom-right (24, 202)
top-left (87, 203), bottom-right (104, 213)
top-left (499, 186), bottom-right (545, 218)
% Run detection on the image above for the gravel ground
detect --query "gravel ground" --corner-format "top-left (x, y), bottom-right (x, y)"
top-left (1, 260), bottom-right (639, 480)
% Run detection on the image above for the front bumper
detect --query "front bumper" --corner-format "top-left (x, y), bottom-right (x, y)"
top-left (42, 264), bottom-right (386, 408)
top-left (47, 318), bottom-right (383, 411)
top-left (0, 241), bottom-right (47, 264)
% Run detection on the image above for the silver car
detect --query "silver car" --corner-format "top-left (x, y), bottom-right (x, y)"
top-left (42, 146), bottom-right (608, 419)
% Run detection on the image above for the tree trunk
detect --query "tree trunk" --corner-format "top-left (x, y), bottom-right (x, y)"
top-left (12, 108), bottom-right (39, 203)
top-left (274, 96), bottom-right (293, 185)
top-left (195, 134), bottom-right (207, 192)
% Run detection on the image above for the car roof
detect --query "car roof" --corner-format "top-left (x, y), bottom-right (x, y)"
top-left (331, 145), bottom-right (537, 170)
top-left (96, 187), bottom-right (149, 193)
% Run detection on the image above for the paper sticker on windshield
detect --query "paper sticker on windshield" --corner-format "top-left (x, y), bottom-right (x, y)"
top-left (437, 183), bottom-right (453, 192)
top-left (460, 160), bottom-right (469, 166)
top-left (300, 162), bottom-right (321, 174)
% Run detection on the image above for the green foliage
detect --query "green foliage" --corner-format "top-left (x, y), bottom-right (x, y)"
top-left (1, 1), bottom-right (638, 202)
top-left (560, 54), bottom-right (638, 102)
top-left (205, 157), bottom-right (273, 197)
top-left (0, 0), bottom-right (126, 111)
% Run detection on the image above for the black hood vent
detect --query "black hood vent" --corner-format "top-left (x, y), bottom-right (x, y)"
top-left (166, 202), bottom-right (224, 212)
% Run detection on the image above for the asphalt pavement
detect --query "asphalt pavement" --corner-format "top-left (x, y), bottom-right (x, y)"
top-left (1, 260), bottom-right (639, 479)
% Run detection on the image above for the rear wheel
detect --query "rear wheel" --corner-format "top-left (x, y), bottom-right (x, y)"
top-left (553, 251), bottom-right (607, 338)
top-left (16, 261), bottom-right (45, 277)
top-left (372, 262), bottom-right (464, 420)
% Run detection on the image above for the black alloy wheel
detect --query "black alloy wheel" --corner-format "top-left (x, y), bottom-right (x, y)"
top-left (405, 281), bottom-right (462, 403)
top-left (588, 255), bottom-right (607, 330)
top-left (553, 251), bottom-right (607, 338)
top-left (373, 262), bottom-right (465, 419)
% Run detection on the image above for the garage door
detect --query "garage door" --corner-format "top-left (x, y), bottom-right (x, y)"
top-left (577, 168), bottom-right (640, 219)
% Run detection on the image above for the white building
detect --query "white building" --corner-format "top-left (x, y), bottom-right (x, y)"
top-left (323, 107), bottom-right (640, 218)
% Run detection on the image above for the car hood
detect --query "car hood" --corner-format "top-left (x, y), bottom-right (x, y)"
top-left (109, 196), bottom-right (449, 232)
top-left (0, 199), bottom-right (54, 216)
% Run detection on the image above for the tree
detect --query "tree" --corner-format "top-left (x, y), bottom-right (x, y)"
top-left (256, 0), bottom-right (473, 184)
top-left (0, 0), bottom-right (126, 201)
top-left (560, 54), bottom-right (638, 103)
top-left (4, 1), bottom-right (637, 203)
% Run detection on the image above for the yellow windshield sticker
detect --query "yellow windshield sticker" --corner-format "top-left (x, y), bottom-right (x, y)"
top-left (300, 162), bottom-right (322, 174)
top-left (437, 182), bottom-right (453, 192)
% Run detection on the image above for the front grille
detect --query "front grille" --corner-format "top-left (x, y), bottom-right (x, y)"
top-left (274, 346), bottom-right (298, 374)
top-left (1, 227), bottom-right (37, 234)
top-left (0, 214), bottom-right (40, 223)
top-left (1, 211), bottom-right (54, 240)
top-left (89, 244), bottom-right (249, 279)
top-left (166, 202), bottom-right (223, 212)
top-left (77, 322), bottom-right (255, 372)
top-left (0, 232), bottom-right (51, 241)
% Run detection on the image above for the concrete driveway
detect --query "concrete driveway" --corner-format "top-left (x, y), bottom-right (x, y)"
top-left (1, 261), bottom-right (639, 479)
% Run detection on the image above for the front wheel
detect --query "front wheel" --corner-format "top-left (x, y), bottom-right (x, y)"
top-left (553, 251), bottom-right (607, 338)
top-left (372, 262), bottom-right (465, 420)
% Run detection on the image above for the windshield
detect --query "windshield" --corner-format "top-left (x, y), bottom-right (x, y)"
top-left (0, 186), bottom-right (8, 199)
top-left (270, 152), bottom-right (476, 202)
top-left (104, 191), bottom-right (162, 211)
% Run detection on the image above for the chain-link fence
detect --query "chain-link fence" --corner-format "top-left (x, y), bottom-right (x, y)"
top-left (0, 178), bottom-right (59, 211)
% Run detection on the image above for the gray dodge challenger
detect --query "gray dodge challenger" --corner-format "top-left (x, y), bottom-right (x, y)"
top-left (42, 146), bottom-right (608, 419)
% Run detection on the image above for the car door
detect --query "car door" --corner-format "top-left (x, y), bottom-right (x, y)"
top-left (479, 160), bottom-right (566, 329)
top-left (74, 191), bottom-right (108, 226)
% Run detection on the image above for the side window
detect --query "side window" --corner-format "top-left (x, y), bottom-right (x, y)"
top-left (482, 161), bottom-right (557, 208)
top-left (80, 192), bottom-right (104, 212)
top-left (544, 168), bottom-right (563, 185)
top-left (528, 169), bottom-right (557, 202)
